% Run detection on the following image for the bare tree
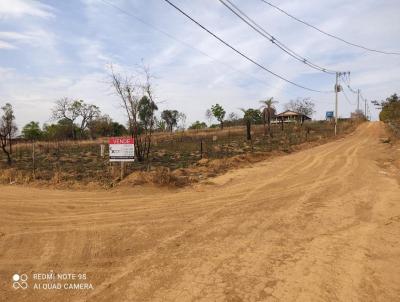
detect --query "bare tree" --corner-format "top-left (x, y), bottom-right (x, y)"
top-left (52, 97), bottom-right (80, 139)
top-left (0, 103), bottom-right (18, 165)
top-left (78, 102), bottom-right (100, 137)
top-left (285, 97), bottom-right (315, 124)
top-left (205, 109), bottom-right (213, 125)
top-left (109, 64), bottom-right (158, 162)
top-left (52, 98), bottom-right (100, 139)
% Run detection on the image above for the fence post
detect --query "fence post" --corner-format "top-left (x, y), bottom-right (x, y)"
top-left (200, 138), bottom-right (203, 159)
top-left (32, 141), bottom-right (36, 179)
top-left (120, 161), bottom-right (124, 180)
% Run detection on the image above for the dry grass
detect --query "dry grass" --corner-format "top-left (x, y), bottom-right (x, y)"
top-left (0, 120), bottom-right (360, 188)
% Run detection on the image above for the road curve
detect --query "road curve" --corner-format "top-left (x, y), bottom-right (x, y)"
top-left (0, 122), bottom-right (399, 302)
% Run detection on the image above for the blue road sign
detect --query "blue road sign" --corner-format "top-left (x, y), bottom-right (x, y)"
top-left (326, 111), bottom-right (334, 118)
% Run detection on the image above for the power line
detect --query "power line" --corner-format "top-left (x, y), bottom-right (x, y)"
top-left (99, 0), bottom-right (292, 92)
top-left (163, 0), bottom-right (332, 93)
top-left (219, 0), bottom-right (338, 74)
top-left (259, 0), bottom-right (400, 56)
top-left (342, 89), bottom-right (356, 106)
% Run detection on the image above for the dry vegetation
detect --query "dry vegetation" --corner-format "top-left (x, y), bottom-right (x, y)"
top-left (0, 120), bottom-right (360, 188)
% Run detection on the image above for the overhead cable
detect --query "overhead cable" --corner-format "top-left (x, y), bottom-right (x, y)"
top-left (259, 0), bottom-right (400, 56)
top-left (219, 0), bottom-right (338, 74)
top-left (163, 0), bottom-right (333, 93)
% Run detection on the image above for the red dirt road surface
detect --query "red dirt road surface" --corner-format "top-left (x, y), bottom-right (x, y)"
top-left (1, 122), bottom-right (399, 301)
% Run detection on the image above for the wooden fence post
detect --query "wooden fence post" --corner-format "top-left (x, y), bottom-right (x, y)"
top-left (32, 141), bottom-right (36, 179)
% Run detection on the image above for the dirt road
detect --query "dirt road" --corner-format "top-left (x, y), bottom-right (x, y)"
top-left (1, 122), bottom-right (399, 302)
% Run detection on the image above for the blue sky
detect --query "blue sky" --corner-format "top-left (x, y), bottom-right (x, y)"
top-left (1, 0), bottom-right (400, 129)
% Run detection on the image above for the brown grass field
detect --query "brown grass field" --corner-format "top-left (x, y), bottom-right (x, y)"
top-left (0, 120), bottom-right (357, 188)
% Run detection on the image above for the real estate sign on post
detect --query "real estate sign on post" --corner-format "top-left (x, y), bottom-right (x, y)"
top-left (109, 137), bottom-right (135, 162)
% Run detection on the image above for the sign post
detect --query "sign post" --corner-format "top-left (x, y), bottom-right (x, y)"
top-left (109, 137), bottom-right (135, 179)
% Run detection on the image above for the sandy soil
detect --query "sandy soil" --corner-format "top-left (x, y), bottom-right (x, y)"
top-left (0, 122), bottom-right (399, 302)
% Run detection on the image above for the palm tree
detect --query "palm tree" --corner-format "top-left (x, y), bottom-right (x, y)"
top-left (260, 98), bottom-right (278, 137)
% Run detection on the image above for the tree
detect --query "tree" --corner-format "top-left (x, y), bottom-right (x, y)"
top-left (239, 108), bottom-right (261, 140)
top-left (285, 98), bottom-right (315, 119)
top-left (52, 98), bottom-right (100, 139)
top-left (111, 122), bottom-right (127, 136)
top-left (78, 102), bottom-right (100, 137)
top-left (161, 109), bottom-right (180, 132)
top-left (155, 117), bottom-right (167, 132)
top-left (138, 95), bottom-right (158, 159)
top-left (87, 115), bottom-right (127, 138)
top-left (374, 93), bottom-right (400, 123)
top-left (42, 119), bottom-right (78, 141)
top-left (189, 121), bottom-right (207, 130)
top-left (210, 104), bottom-right (226, 129)
top-left (177, 112), bottom-right (187, 130)
top-left (110, 64), bottom-right (158, 162)
top-left (260, 97), bottom-right (277, 137)
top-left (0, 103), bottom-right (17, 165)
top-left (228, 112), bottom-right (239, 121)
top-left (52, 97), bottom-right (81, 139)
top-left (22, 121), bottom-right (42, 141)
top-left (205, 109), bottom-right (213, 125)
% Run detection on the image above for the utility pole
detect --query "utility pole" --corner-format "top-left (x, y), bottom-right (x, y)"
top-left (357, 89), bottom-right (360, 111)
top-left (334, 72), bottom-right (339, 136)
top-left (364, 99), bottom-right (367, 119)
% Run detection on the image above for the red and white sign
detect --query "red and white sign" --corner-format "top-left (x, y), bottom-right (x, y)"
top-left (109, 137), bottom-right (135, 162)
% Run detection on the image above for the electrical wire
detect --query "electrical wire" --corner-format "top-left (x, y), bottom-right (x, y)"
top-left (342, 89), bottom-right (356, 106)
top-left (346, 85), bottom-right (358, 94)
top-left (219, 0), bottom-right (338, 74)
top-left (99, 0), bottom-right (294, 92)
top-left (163, 0), bottom-right (333, 93)
top-left (259, 0), bottom-right (400, 56)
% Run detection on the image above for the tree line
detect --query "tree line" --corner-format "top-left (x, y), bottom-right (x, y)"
top-left (1, 65), bottom-right (319, 165)
top-left (373, 93), bottom-right (400, 125)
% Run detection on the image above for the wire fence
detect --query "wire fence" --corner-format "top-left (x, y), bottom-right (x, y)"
top-left (0, 120), bottom-right (357, 185)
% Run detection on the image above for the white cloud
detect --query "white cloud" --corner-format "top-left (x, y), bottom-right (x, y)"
top-left (0, 0), bottom-right (54, 19)
top-left (0, 39), bottom-right (15, 49)
top-left (0, 29), bottom-right (56, 49)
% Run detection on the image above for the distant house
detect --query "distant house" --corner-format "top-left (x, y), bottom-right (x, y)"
top-left (273, 110), bottom-right (311, 124)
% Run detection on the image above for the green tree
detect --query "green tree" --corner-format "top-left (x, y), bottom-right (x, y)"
top-left (42, 119), bottom-right (78, 140)
top-left (211, 104), bottom-right (226, 129)
top-left (189, 121), bottom-right (207, 130)
top-left (0, 103), bottom-right (18, 164)
top-left (111, 122), bottom-right (127, 136)
top-left (239, 108), bottom-right (261, 140)
top-left (375, 93), bottom-right (400, 123)
top-left (22, 121), bottom-right (42, 141)
top-left (138, 95), bottom-right (158, 159)
top-left (161, 109), bottom-right (180, 132)
top-left (87, 115), bottom-right (126, 138)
